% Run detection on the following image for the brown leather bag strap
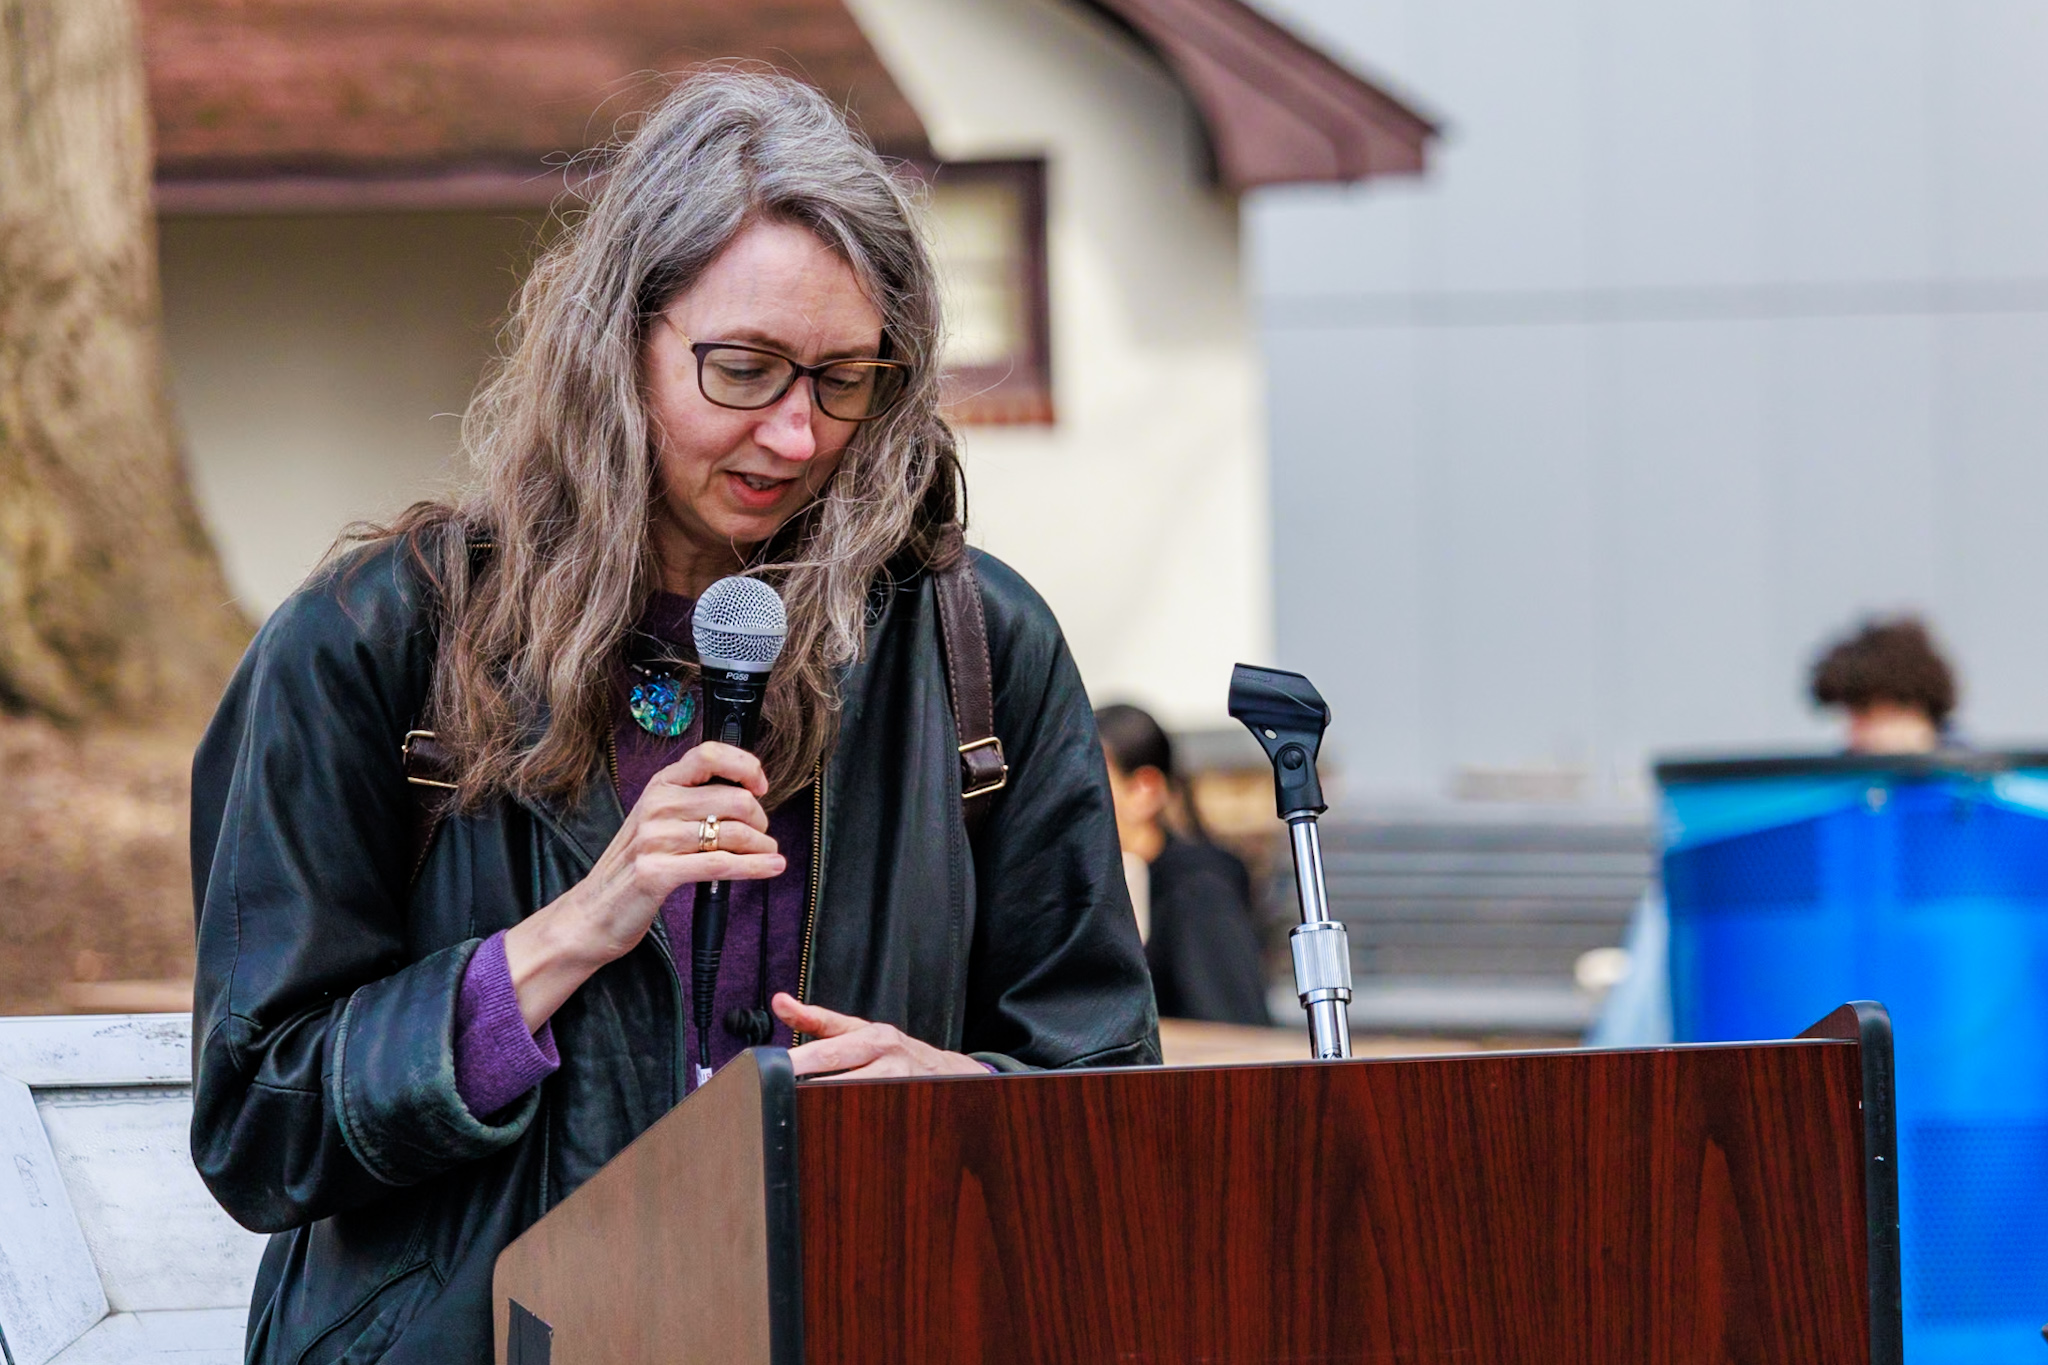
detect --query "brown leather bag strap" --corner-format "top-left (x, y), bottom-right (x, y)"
top-left (401, 729), bottom-right (458, 884)
top-left (932, 523), bottom-right (1008, 835)
top-left (397, 536), bottom-right (488, 884)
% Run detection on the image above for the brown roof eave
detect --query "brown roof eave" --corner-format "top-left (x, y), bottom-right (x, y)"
top-left (142, 0), bottom-right (934, 211)
top-left (1079, 0), bottom-right (1436, 190)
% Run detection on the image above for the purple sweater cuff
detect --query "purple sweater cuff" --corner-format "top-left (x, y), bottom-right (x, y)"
top-left (454, 930), bottom-right (560, 1120)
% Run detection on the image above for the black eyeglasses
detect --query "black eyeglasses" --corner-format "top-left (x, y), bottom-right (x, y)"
top-left (668, 323), bottom-right (912, 423)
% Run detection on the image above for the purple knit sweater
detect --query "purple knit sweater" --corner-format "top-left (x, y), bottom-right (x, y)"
top-left (452, 592), bottom-right (813, 1120)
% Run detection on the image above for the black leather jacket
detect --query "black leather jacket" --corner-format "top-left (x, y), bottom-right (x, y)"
top-left (189, 537), bottom-right (1159, 1364)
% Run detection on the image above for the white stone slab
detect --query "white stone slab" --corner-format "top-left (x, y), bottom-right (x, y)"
top-left (0, 1075), bottom-right (108, 1365)
top-left (48, 1308), bottom-right (245, 1364)
top-left (0, 1015), bottom-right (192, 1088)
top-left (34, 1089), bottom-right (265, 1314)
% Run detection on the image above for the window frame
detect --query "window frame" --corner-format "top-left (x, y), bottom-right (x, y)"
top-left (904, 157), bottom-right (1054, 426)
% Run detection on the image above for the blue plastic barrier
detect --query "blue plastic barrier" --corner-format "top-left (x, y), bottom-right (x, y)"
top-left (1659, 753), bottom-right (2048, 1364)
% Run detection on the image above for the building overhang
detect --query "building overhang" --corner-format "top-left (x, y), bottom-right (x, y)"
top-left (144, 0), bottom-right (1433, 214)
top-left (1083, 0), bottom-right (1435, 190)
top-left (143, 0), bottom-right (932, 213)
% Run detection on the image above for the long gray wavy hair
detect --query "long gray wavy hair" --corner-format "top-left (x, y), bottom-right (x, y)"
top-left (381, 70), bottom-right (961, 810)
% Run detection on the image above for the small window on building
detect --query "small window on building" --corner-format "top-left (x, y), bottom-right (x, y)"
top-left (919, 160), bottom-right (1052, 425)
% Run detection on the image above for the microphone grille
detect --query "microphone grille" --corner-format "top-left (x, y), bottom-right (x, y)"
top-left (692, 576), bottom-right (788, 670)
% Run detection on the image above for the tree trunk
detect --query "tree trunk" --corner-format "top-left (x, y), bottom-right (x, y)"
top-left (0, 0), bottom-right (247, 725)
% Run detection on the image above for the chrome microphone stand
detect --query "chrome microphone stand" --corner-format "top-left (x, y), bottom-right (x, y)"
top-left (1229, 664), bottom-right (1352, 1060)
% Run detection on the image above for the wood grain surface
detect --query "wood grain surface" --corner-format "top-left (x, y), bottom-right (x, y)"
top-left (797, 1041), bottom-right (1871, 1364)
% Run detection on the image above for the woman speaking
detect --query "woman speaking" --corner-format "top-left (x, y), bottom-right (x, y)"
top-left (189, 71), bottom-right (1157, 1363)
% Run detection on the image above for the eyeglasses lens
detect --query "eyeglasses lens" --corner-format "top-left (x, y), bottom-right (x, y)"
top-left (816, 362), bottom-right (907, 421)
top-left (701, 350), bottom-right (793, 408)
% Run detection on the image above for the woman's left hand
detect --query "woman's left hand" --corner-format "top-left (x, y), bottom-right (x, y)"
top-left (772, 993), bottom-right (989, 1080)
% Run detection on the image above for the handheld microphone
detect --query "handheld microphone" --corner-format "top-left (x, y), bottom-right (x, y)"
top-left (689, 576), bottom-right (787, 1085)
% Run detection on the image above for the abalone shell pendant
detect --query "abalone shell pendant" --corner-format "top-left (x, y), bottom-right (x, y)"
top-left (628, 674), bottom-right (696, 738)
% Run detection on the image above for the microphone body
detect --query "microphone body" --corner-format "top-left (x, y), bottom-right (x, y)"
top-left (701, 665), bottom-right (769, 752)
top-left (688, 577), bottom-right (787, 1085)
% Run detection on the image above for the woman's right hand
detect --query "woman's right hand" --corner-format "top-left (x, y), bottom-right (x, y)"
top-left (502, 742), bottom-right (785, 1033)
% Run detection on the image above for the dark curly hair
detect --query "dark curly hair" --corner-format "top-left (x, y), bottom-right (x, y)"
top-left (1809, 616), bottom-right (1957, 724)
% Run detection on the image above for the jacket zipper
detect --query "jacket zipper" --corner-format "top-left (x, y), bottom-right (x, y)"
top-left (647, 915), bottom-right (688, 1099)
top-left (613, 728), bottom-right (690, 1099)
top-left (792, 759), bottom-right (825, 1045)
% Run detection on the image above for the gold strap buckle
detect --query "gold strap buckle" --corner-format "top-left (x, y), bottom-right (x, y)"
top-left (402, 729), bottom-right (459, 790)
top-left (958, 736), bottom-right (1008, 800)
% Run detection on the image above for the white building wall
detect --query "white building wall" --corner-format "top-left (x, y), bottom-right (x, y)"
top-left (159, 212), bottom-right (539, 617)
top-left (1249, 0), bottom-right (2048, 807)
top-left (161, 0), bottom-right (1271, 730)
top-left (849, 0), bottom-right (1271, 729)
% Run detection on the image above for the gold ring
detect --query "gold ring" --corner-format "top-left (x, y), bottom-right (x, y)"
top-left (698, 815), bottom-right (720, 853)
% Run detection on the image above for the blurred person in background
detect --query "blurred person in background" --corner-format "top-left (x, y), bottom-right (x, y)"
top-left (1097, 703), bottom-right (1271, 1025)
top-left (1809, 615), bottom-right (1960, 754)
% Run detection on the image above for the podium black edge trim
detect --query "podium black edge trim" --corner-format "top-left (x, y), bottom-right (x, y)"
top-left (507, 1299), bottom-right (553, 1365)
top-left (1799, 1002), bottom-right (1903, 1365)
top-left (753, 1046), bottom-right (804, 1365)
top-left (1655, 750), bottom-right (2048, 784)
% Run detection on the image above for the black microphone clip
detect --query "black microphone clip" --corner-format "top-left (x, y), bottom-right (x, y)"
top-left (1227, 663), bottom-right (1331, 819)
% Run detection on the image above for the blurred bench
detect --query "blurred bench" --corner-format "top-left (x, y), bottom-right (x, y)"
top-left (1277, 815), bottom-right (1655, 1034)
top-left (0, 1014), bottom-right (261, 1365)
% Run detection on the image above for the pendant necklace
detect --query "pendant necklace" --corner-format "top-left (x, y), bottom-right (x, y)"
top-left (627, 652), bottom-right (697, 739)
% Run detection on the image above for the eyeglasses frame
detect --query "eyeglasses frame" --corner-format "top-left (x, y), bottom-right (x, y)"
top-left (667, 322), bottom-right (912, 423)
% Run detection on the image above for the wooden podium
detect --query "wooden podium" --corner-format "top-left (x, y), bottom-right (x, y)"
top-left (494, 1003), bottom-right (1901, 1365)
